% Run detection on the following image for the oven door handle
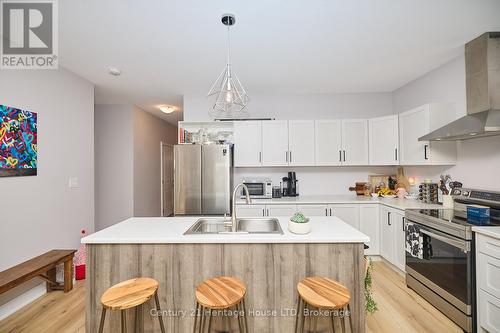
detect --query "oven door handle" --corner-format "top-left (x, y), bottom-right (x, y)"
top-left (420, 229), bottom-right (470, 253)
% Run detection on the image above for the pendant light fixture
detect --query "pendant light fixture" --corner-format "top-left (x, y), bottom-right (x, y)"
top-left (207, 14), bottom-right (249, 118)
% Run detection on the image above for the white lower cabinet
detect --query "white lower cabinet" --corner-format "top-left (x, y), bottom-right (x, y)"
top-left (297, 204), bottom-right (329, 216)
top-left (236, 204), bottom-right (266, 217)
top-left (330, 204), bottom-right (360, 229)
top-left (266, 204), bottom-right (297, 217)
top-left (379, 206), bottom-right (406, 271)
top-left (392, 210), bottom-right (406, 271)
top-left (359, 205), bottom-right (380, 255)
top-left (380, 206), bottom-right (395, 263)
top-left (477, 233), bottom-right (500, 332)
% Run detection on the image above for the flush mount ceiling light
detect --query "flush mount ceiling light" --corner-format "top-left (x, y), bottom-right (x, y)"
top-left (108, 67), bottom-right (122, 76)
top-left (207, 13), bottom-right (249, 118)
top-left (159, 105), bottom-right (175, 114)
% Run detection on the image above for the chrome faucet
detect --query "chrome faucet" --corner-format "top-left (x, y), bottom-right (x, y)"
top-left (231, 183), bottom-right (252, 232)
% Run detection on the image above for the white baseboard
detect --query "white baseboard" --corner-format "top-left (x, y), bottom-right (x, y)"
top-left (0, 282), bottom-right (46, 321)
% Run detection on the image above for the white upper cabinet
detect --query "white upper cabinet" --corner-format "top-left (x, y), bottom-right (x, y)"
top-left (233, 121), bottom-right (262, 167)
top-left (288, 120), bottom-right (315, 166)
top-left (315, 120), bottom-right (342, 166)
top-left (262, 121), bottom-right (289, 166)
top-left (341, 119), bottom-right (369, 165)
top-left (399, 104), bottom-right (457, 165)
top-left (369, 115), bottom-right (399, 165)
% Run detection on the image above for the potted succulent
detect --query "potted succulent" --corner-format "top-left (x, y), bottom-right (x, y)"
top-left (288, 212), bottom-right (311, 234)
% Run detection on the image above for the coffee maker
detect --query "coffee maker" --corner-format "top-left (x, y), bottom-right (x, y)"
top-left (283, 172), bottom-right (299, 197)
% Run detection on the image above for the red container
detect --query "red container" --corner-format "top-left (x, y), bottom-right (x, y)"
top-left (75, 264), bottom-right (86, 280)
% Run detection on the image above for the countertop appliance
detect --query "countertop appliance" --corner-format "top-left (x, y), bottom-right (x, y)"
top-left (405, 188), bottom-right (500, 332)
top-left (174, 144), bottom-right (233, 215)
top-left (240, 177), bottom-right (272, 199)
top-left (420, 32), bottom-right (500, 141)
top-left (283, 172), bottom-right (299, 197)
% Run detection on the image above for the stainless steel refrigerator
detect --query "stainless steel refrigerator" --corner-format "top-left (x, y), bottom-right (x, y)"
top-left (174, 144), bottom-right (233, 215)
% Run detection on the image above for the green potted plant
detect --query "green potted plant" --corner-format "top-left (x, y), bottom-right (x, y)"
top-left (364, 258), bottom-right (378, 314)
top-left (288, 212), bottom-right (311, 234)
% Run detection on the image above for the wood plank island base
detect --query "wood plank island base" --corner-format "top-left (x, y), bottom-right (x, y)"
top-left (83, 217), bottom-right (369, 333)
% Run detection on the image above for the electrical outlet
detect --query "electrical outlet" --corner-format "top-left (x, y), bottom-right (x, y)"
top-left (69, 177), bottom-right (79, 188)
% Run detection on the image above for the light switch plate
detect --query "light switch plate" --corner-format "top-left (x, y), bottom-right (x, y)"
top-left (69, 177), bottom-right (79, 188)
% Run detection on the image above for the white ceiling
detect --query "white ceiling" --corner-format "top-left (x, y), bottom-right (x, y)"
top-left (59, 0), bottom-right (500, 124)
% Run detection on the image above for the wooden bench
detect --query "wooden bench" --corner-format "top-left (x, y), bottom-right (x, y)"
top-left (0, 250), bottom-right (77, 294)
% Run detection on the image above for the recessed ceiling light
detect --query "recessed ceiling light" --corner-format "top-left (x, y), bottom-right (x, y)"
top-left (108, 67), bottom-right (121, 76)
top-left (160, 105), bottom-right (175, 114)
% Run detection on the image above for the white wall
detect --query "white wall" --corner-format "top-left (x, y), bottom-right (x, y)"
top-left (94, 105), bottom-right (178, 229)
top-left (94, 105), bottom-right (134, 230)
top-left (184, 92), bottom-right (394, 121)
top-left (0, 69), bottom-right (94, 319)
top-left (133, 106), bottom-right (177, 216)
top-left (393, 54), bottom-right (500, 191)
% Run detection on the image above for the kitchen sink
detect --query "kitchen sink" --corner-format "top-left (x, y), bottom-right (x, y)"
top-left (183, 218), bottom-right (283, 235)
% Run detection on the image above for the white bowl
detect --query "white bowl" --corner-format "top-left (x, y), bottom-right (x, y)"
top-left (288, 220), bottom-right (311, 234)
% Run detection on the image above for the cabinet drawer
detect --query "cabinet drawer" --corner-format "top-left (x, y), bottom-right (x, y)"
top-left (478, 289), bottom-right (500, 332)
top-left (478, 253), bottom-right (500, 298)
top-left (477, 234), bottom-right (500, 259)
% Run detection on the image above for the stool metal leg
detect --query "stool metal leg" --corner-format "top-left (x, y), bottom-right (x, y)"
top-left (331, 310), bottom-right (336, 333)
top-left (301, 302), bottom-right (306, 333)
top-left (154, 292), bottom-right (166, 333)
top-left (236, 303), bottom-right (243, 333)
top-left (294, 297), bottom-right (302, 333)
top-left (98, 307), bottom-right (107, 333)
top-left (340, 309), bottom-right (346, 333)
top-left (207, 309), bottom-right (213, 333)
top-left (242, 299), bottom-right (249, 333)
top-left (199, 306), bottom-right (205, 333)
top-left (313, 306), bottom-right (318, 333)
top-left (347, 304), bottom-right (353, 333)
top-left (193, 302), bottom-right (200, 333)
top-left (121, 310), bottom-right (127, 333)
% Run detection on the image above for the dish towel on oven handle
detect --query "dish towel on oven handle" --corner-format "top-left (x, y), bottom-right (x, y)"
top-left (405, 222), bottom-right (423, 259)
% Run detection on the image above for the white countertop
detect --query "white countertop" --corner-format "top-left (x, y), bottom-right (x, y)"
top-left (472, 226), bottom-right (500, 240)
top-left (236, 195), bottom-right (441, 210)
top-left (82, 216), bottom-right (370, 244)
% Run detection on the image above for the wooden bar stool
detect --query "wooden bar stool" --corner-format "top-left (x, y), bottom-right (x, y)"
top-left (193, 276), bottom-right (248, 333)
top-left (294, 277), bottom-right (353, 333)
top-left (98, 277), bottom-right (165, 333)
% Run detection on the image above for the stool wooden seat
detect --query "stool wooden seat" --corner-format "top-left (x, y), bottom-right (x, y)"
top-left (295, 277), bottom-right (353, 333)
top-left (98, 278), bottom-right (165, 333)
top-left (193, 276), bottom-right (248, 333)
top-left (297, 277), bottom-right (350, 309)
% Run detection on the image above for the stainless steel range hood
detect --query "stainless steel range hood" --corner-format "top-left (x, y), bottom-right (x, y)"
top-left (420, 32), bottom-right (500, 141)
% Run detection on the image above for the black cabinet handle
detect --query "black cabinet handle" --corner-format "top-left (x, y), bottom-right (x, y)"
top-left (289, 151), bottom-right (292, 163)
top-left (395, 148), bottom-right (398, 161)
top-left (388, 211), bottom-right (391, 225)
top-left (424, 144), bottom-right (429, 160)
top-left (343, 150), bottom-right (346, 162)
top-left (330, 208), bottom-right (332, 216)
top-left (339, 150), bottom-right (342, 162)
top-left (402, 216), bottom-right (406, 231)
top-left (325, 208), bottom-right (328, 216)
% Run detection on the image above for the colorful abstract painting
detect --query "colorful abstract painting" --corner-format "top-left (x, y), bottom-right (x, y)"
top-left (0, 105), bottom-right (37, 177)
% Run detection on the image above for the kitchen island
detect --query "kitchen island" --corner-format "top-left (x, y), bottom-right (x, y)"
top-left (82, 216), bottom-right (369, 332)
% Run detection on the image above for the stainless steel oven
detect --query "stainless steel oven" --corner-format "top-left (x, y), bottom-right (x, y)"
top-left (405, 218), bottom-right (473, 332)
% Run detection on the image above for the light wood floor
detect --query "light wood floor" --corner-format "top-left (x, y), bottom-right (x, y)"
top-left (0, 261), bottom-right (462, 333)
